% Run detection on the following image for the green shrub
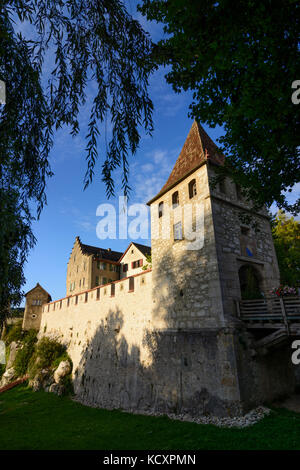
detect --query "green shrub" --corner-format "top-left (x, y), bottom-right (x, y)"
top-left (35, 337), bottom-right (66, 369)
top-left (52, 351), bottom-right (71, 370)
top-left (3, 321), bottom-right (24, 344)
top-left (28, 337), bottom-right (69, 380)
top-left (14, 330), bottom-right (37, 377)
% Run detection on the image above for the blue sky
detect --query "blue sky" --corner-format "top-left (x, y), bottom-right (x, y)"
top-left (15, 2), bottom-right (299, 305)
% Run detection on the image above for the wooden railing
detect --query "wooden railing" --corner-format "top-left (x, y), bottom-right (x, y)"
top-left (237, 297), bottom-right (300, 332)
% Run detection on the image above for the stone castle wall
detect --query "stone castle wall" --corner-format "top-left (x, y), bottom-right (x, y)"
top-left (40, 269), bottom-right (246, 416)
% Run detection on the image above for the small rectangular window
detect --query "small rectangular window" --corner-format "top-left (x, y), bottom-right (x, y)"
top-left (75, 295), bottom-right (78, 305)
top-left (111, 283), bottom-right (115, 297)
top-left (109, 264), bottom-right (113, 271)
top-left (102, 277), bottom-right (107, 284)
top-left (123, 264), bottom-right (128, 273)
top-left (172, 191), bottom-right (179, 209)
top-left (96, 287), bottom-right (100, 300)
top-left (67, 297), bottom-right (70, 307)
top-left (241, 226), bottom-right (249, 236)
top-left (174, 221), bottom-right (183, 241)
top-left (60, 300), bottom-right (62, 309)
top-left (129, 276), bottom-right (134, 292)
top-left (219, 179), bottom-right (226, 194)
top-left (95, 276), bottom-right (99, 286)
top-left (100, 262), bottom-right (107, 270)
top-left (236, 183), bottom-right (242, 199)
top-left (85, 292), bottom-right (88, 303)
top-left (158, 201), bottom-right (164, 218)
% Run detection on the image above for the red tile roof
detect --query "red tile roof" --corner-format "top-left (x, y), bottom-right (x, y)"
top-left (147, 121), bottom-right (224, 204)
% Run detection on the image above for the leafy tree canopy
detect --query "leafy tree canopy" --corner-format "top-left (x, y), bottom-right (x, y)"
top-left (0, 0), bottom-right (154, 328)
top-left (271, 210), bottom-right (300, 286)
top-left (140, 0), bottom-right (300, 214)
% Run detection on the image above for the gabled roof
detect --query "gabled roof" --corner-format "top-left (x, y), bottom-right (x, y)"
top-left (118, 242), bottom-right (151, 263)
top-left (132, 242), bottom-right (151, 257)
top-left (73, 236), bottom-right (123, 262)
top-left (25, 283), bottom-right (52, 301)
top-left (147, 121), bottom-right (224, 204)
top-left (80, 243), bottom-right (123, 262)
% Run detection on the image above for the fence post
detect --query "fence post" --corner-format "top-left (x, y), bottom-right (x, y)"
top-left (235, 300), bottom-right (241, 318)
top-left (279, 297), bottom-right (290, 335)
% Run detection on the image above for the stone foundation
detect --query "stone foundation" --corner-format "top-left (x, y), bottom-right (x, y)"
top-left (72, 329), bottom-right (243, 417)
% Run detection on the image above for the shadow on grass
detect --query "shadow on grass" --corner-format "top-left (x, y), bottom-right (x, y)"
top-left (0, 384), bottom-right (300, 450)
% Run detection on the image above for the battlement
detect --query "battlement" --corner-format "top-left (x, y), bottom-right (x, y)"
top-left (43, 269), bottom-right (152, 313)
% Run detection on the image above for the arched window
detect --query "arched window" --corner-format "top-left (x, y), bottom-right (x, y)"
top-left (158, 201), bottom-right (164, 218)
top-left (172, 191), bottom-right (179, 209)
top-left (188, 179), bottom-right (197, 199)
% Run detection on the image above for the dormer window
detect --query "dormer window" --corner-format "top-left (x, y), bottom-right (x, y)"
top-left (172, 191), bottom-right (179, 209)
top-left (158, 201), bottom-right (164, 218)
top-left (188, 179), bottom-right (197, 199)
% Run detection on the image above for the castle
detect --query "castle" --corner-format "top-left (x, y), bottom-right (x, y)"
top-left (23, 121), bottom-right (298, 417)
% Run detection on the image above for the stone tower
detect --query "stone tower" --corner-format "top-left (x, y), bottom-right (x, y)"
top-left (23, 283), bottom-right (51, 331)
top-left (147, 121), bottom-right (294, 414)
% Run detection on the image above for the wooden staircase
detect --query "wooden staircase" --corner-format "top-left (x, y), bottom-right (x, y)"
top-left (236, 296), bottom-right (300, 350)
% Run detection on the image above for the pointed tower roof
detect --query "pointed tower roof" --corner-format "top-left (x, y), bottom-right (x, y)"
top-left (25, 283), bottom-right (52, 301)
top-left (147, 121), bottom-right (224, 204)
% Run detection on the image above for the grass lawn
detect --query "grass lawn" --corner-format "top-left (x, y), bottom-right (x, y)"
top-left (0, 384), bottom-right (299, 450)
